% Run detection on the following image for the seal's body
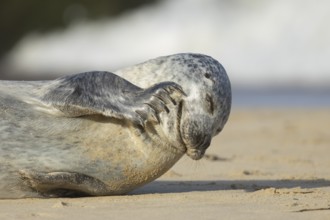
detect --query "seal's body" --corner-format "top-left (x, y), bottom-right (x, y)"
top-left (0, 53), bottom-right (231, 198)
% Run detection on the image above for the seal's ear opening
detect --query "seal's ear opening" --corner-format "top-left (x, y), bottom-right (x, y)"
top-left (204, 72), bottom-right (211, 79)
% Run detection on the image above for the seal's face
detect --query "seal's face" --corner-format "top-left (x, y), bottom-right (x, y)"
top-left (180, 113), bottom-right (213, 160)
top-left (120, 53), bottom-right (231, 160)
top-left (175, 54), bottom-right (232, 160)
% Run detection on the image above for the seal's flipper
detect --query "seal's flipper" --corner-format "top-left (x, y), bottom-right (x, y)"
top-left (42, 71), bottom-right (142, 119)
top-left (42, 71), bottom-right (185, 127)
top-left (133, 81), bottom-right (186, 126)
top-left (19, 170), bottom-right (111, 197)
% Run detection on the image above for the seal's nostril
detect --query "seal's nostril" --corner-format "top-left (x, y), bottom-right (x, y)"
top-left (199, 136), bottom-right (211, 150)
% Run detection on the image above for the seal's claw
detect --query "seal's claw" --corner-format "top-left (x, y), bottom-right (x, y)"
top-left (164, 84), bottom-right (186, 97)
top-left (145, 104), bottom-right (161, 123)
top-left (132, 81), bottom-right (186, 127)
top-left (152, 89), bottom-right (177, 106)
top-left (153, 93), bottom-right (172, 106)
top-left (152, 82), bottom-right (185, 107)
top-left (132, 110), bottom-right (146, 127)
top-left (149, 96), bottom-right (169, 113)
top-left (135, 105), bottom-right (160, 126)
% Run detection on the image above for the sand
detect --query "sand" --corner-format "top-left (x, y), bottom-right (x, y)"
top-left (0, 108), bottom-right (329, 219)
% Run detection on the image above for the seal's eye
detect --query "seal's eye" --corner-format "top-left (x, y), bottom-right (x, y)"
top-left (204, 73), bottom-right (211, 79)
top-left (205, 93), bottom-right (214, 115)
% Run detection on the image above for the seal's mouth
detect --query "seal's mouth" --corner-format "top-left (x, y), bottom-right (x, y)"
top-left (177, 100), bottom-right (186, 151)
top-left (186, 148), bottom-right (205, 160)
top-left (186, 135), bottom-right (211, 160)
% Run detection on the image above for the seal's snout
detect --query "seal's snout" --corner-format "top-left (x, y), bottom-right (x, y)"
top-left (181, 117), bottom-right (212, 160)
top-left (186, 135), bottom-right (211, 160)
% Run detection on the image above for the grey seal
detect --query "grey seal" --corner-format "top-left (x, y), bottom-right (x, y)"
top-left (0, 53), bottom-right (231, 198)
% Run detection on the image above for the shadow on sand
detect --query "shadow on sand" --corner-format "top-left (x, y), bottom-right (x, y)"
top-left (132, 179), bottom-right (330, 195)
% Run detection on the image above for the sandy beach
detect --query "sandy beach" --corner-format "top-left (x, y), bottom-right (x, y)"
top-left (0, 108), bottom-right (329, 219)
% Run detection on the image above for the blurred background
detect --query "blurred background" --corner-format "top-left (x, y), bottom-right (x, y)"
top-left (1, 0), bottom-right (329, 108)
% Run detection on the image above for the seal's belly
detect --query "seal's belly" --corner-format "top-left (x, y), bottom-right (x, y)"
top-left (0, 93), bottom-right (183, 196)
top-left (0, 94), bottom-right (106, 166)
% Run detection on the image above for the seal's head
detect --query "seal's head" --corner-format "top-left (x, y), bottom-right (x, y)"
top-left (118, 53), bottom-right (231, 160)
top-left (168, 54), bottom-right (232, 160)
